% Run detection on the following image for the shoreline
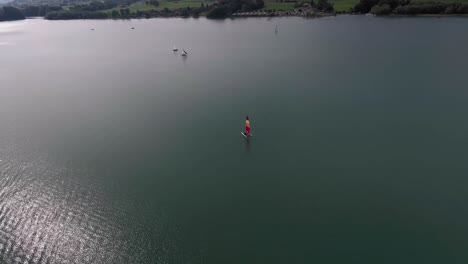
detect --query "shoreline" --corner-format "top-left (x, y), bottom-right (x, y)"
top-left (387, 13), bottom-right (468, 17)
top-left (232, 10), bottom-right (336, 17)
top-left (42, 12), bottom-right (468, 20)
top-left (4, 12), bottom-right (468, 22)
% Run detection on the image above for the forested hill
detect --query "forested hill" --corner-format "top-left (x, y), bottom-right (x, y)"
top-left (0, 6), bottom-right (25, 20)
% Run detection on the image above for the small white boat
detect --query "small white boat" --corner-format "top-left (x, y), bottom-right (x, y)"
top-left (173, 45), bottom-right (178, 51)
top-left (181, 49), bottom-right (188, 56)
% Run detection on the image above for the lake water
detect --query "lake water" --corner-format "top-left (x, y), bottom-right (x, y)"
top-left (1, 16), bottom-right (468, 263)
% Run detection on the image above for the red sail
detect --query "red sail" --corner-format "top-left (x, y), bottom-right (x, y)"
top-left (245, 116), bottom-right (251, 134)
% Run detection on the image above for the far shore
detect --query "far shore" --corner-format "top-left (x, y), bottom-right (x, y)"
top-left (4, 13), bottom-right (468, 22)
top-left (3, 8), bottom-right (468, 23)
top-left (3, 12), bottom-right (468, 22)
top-left (2, 0), bottom-right (468, 22)
top-left (40, 11), bottom-right (468, 20)
top-left (388, 13), bottom-right (468, 17)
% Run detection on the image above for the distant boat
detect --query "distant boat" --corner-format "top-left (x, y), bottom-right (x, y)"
top-left (241, 116), bottom-right (252, 138)
top-left (173, 45), bottom-right (178, 51)
top-left (181, 49), bottom-right (188, 56)
top-left (131, 27), bottom-right (135, 29)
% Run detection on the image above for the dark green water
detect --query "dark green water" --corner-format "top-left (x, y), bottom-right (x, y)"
top-left (1, 16), bottom-right (468, 263)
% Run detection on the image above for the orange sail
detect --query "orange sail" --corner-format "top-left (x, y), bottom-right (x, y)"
top-left (245, 116), bottom-right (251, 134)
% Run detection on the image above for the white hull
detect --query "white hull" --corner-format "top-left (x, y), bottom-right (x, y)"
top-left (241, 132), bottom-right (252, 138)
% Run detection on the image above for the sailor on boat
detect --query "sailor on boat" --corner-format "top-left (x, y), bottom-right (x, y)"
top-left (241, 116), bottom-right (252, 138)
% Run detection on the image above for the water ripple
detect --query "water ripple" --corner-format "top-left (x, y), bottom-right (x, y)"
top-left (0, 139), bottom-right (194, 264)
top-left (0, 150), bottom-right (126, 264)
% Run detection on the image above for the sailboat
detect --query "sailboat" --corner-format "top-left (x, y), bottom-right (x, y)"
top-left (241, 116), bottom-right (253, 138)
top-left (181, 49), bottom-right (188, 57)
top-left (173, 45), bottom-right (178, 51)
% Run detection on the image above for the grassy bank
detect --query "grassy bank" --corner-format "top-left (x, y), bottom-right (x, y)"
top-left (104, 0), bottom-right (209, 14)
top-left (262, 2), bottom-right (296, 11)
top-left (331, 0), bottom-right (358, 11)
top-left (262, 0), bottom-right (358, 12)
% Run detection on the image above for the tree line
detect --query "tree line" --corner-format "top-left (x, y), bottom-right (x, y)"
top-left (6, 0), bottom-right (464, 21)
top-left (0, 0), bottom-right (337, 21)
top-left (207, 0), bottom-right (335, 18)
top-left (313, 0), bottom-right (334, 12)
top-left (0, 6), bottom-right (25, 21)
top-left (353, 0), bottom-right (468, 15)
top-left (206, 0), bottom-right (265, 18)
top-left (22, 5), bottom-right (62, 16)
top-left (43, 0), bottom-right (114, 19)
top-left (43, 0), bottom-right (267, 20)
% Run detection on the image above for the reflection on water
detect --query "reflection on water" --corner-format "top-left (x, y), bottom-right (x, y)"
top-left (0, 147), bottom-right (191, 263)
top-left (0, 22), bottom-right (22, 37)
top-left (0, 150), bottom-right (124, 263)
top-left (244, 138), bottom-right (251, 153)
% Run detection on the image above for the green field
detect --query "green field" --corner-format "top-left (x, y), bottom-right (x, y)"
top-left (105, 0), bottom-right (209, 13)
top-left (330, 0), bottom-right (358, 11)
top-left (262, 0), bottom-right (358, 12)
top-left (262, 2), bottom-right (296, 11)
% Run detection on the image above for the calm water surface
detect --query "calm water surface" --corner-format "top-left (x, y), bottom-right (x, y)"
top-left (1, 16), bottom-right (468, 263)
